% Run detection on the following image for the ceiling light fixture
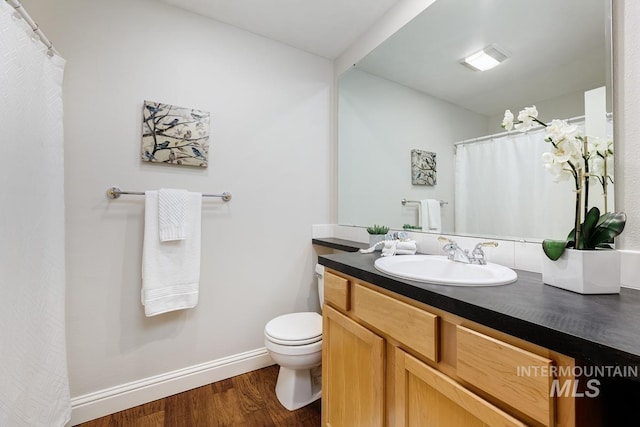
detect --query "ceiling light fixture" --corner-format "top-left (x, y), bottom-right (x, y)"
top-left (462, 44), bottom-right (508, 71)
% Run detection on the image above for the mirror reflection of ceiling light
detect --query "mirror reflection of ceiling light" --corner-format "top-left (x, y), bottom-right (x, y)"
top-left (462, 45), bottom-right (508, 71)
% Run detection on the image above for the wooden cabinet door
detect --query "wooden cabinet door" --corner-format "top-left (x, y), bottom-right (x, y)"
top-left (394, 348), bottom-right (527, 427)
top-left (322, 305), bottom-right (384, 427)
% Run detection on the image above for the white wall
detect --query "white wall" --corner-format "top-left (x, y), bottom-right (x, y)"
top-left (338, 69), bottom-right (487, 231)
top-left (486, 90), bottom-right (587, 134)
top-left (23, 0), bottom-right (332, 411)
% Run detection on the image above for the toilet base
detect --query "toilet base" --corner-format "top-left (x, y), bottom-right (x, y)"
top-left (275, 365), bottom-right (322, 411)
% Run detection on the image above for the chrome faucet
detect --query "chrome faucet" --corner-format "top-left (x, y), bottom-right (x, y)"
top-left (438, 237), bottom-right (498, 265)
top-left (439, 237), bottom-right (471, 263)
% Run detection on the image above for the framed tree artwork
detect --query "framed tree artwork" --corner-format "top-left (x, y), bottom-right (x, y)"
top-left (411, 149), bottom-right (436, 185)
top-left (141, 100), bottom-right (210, 167)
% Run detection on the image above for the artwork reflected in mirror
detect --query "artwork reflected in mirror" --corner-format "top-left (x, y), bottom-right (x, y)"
top-left (337, 0), bottom-right (612, 242)
top-left (411, 149), bottom-right (437, 186)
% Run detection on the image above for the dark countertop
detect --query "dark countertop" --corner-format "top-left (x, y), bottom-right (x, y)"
top-left (318, 250), bottom-right (640, 374)
top-left (312, 237), bottom-right (369, 252)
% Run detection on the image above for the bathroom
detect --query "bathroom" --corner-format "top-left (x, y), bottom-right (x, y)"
top-left (2, 0), bottom-right (640, 425)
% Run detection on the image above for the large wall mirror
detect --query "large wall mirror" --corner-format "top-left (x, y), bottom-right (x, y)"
top-left (338, 0), bottom-right (613, 242)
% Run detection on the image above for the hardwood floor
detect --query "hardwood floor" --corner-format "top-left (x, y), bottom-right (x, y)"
top-left (74, 365), bottom-right (321, 427)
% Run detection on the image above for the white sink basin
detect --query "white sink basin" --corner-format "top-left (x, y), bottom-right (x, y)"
top-left (374, 255), bottom-right (517, 286)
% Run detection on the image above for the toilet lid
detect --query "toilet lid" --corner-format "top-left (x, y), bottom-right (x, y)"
top-left (265, 312), bottom-right (322, 345)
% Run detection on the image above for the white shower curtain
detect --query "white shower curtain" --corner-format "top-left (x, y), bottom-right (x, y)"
top-left (0, 2), bottom-right (70, 426)
top-left (454, 126), bottom-right (578, 241)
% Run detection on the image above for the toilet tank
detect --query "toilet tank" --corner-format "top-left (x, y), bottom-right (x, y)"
top-left (315, 264), bottom-right (325, 308)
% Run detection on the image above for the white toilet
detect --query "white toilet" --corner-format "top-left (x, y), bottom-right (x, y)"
top-left (264, 264), bottom-right (325, 411)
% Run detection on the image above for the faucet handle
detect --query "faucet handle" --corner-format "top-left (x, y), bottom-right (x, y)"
top-left (475, 241), bottom-right (498, 249)
top-left (470, 242), bottom-right (498, 265)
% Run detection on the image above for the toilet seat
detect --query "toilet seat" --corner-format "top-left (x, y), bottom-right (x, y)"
top-left (264, 312), bottom-right (322, 346)
top-left (264, 337), bottom-right (322, 356)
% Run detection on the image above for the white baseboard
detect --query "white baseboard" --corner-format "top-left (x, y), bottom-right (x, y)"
top-left (69, 347), bottom-right (274, 426)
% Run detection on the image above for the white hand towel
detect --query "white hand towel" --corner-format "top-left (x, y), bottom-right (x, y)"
top-left (381, 240), bottom-right (417, 256)
top-left (381, 241), bottom-right (397, 257)
top-left (420, 199), bottom-right (441, 232)
top-left (142, 190), bottom-right (202, 316)
top-left (396, 241), bottom-right (417, 251)
top-left (158, 188), bottom-right (188, 242)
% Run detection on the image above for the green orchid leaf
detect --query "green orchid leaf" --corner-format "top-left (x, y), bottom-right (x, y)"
top-left (580, 207), bottom-right (601, 249)
top-left (542, 239), bottom-right (568, 261)
top-left (588, 212), bottom-right (627, 247)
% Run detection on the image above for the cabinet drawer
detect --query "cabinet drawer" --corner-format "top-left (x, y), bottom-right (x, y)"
top-left (395, 348), bottom-right (526, 427)
top-left (456, 325), bottom-right (555, 426)
top-left (353, 284), bottom-right (438, 362)
top-left (324, 271), bottom-right (350, 311)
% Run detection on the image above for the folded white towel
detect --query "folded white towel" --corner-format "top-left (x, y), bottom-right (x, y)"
top-left (158, 188), bottom-right (188, 242)
top-left (396, 241), bottom-right (417, 251)
top-left (381, 240), bottom-right (417, 257)
top-left (395, 249), bottom-right (416, 255)
top-left (142, 190), bottom-right (202, 316)
top-left (381, 241), bottom-right (396, 257)
top-left (420, 199), bottom-right (441, 232)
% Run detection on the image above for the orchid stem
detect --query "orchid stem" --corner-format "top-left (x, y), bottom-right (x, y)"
top-left (583, 137), bottom-right (589, 220)
top-left (603, 150), bottom-right (609, 213)
top-left (574, 170), bottom-right (583, 250)
top-left (532, 117), bottom-right (548, 127)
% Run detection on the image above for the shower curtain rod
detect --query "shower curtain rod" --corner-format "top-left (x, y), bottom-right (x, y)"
top-left (454, 113), bottom-right (613, 147)
top-left (5, 0), bottom-right (56, 57)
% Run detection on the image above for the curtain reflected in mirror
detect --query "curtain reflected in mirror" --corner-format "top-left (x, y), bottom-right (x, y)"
top-left (454, 117), bottom-right (613, 241)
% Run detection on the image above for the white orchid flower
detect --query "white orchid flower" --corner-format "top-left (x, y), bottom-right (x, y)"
top-left (501, 109), bottom-right (514, 131)
top-left (588, 136), bottom-right (612, 157)
top-left (514, 106), bottom-right (539, 131)
top-left (542, 153), bottom-right (572, 182)
top-left (545, 119), bottom-right (579, 145)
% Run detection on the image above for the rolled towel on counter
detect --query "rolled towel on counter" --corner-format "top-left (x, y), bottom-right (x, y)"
top-left (395, 249), bottom-right (416, 255)
top-left (381, 241), bottom-right (396, 257)
top-left (359, 240), bottom-right (386, 253)
top-left (381, 240), bottom-right (417, 257)
top-left (396, 241), bottom-right (417, 251)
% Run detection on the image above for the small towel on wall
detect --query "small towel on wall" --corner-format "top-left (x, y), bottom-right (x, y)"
top-left (420, 199), bottom-right (441, 232)
top-left (142, 190), bottom-right (202, 316)
top-left (158, 188), bottom-right (188, 242)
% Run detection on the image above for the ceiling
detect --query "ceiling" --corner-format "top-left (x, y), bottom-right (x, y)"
top-left (161, 0), bottom-right (404, 59)
top-left (159, 0), bottom-right (609, 117)
top-left (354, 0), bottom-right (609, 116)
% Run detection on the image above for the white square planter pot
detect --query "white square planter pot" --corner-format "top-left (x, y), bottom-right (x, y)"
top-left (541, 249), bottom-right (621, 294)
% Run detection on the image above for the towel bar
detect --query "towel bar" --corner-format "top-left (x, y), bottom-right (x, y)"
top-left (401, 198), bottom-right (447, 206)
top-left (106, 187), bottom-right (232, 201)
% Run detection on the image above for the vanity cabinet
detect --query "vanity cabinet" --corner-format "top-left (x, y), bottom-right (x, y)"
top-left (322, 269), bottom-right (592, 427)
top-left (322, 305), bottom-right (384, 426)
top-left (394, 348), bottom-right (525, 426)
